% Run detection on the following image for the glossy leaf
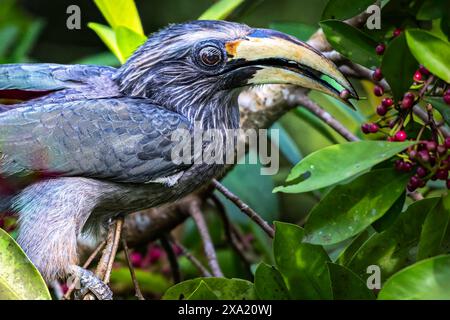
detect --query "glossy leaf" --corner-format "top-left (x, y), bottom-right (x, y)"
top-left (322, 0), bottom-right (377, 20)
top-left (320, 20), bottom-right (381, 69)
top-left (273, 222), bottom-right (332, 299)
top-left (381, 34), bottom-right (417, 101)
top-left (270, 22), bottom-right (317, 41)
top-left (417, 194), bottom-right (450, 260)
top-left (254, 262), bottom-right (290, 300)
top-left (347, 198), bottom-right (439, 279)
top-left (115, 26), bottom-right (147, 61)
top-left (93, 0), bottom-right (143, 35)
top-left (274, 141), bottom-right (414, 194)
top-left (379, 255), bottom-right (450, 300)
top-left (425, 97), bottom-right (450, 126)
top-left (304, 169), bottom-right (409, 245)
top-left (416, 0), bottom-right (447, 20)
top-left (406, 29), bottom-right (450, 83)
top-left (336, 230), bottom-right (373, 266)
top-left (187, 281), bottom-right (219, 300)
top-left (163, 278), bottom-right (256, 300)
top-left (372, 191), bottom-right (406, 232)
top-left (327, 263), bottom-right (375, 300)
top-left (88, 23), bottom-right (125, 63)
top-left (198, 0), bottom-right (244, 20)
top-left (110, 268), bottom-right (171, 294)
top-left (0, 228), bottom-right (51, 300)
top-left (12, 20), bottom-right (44, 61)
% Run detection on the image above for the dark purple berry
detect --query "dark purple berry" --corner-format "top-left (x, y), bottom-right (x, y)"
top-left (426, 141), bottom-right (437, 152)
top-left (445, 137), bottom-right (450, 149)
top-left (409, 150), bottom-right (417, 160)
top-left (447, 179), bottom-right (450, 189)
top-left (374, 85), bottom-right (384, 97)
top-left (368, 123), bottom-right (379, 133)
top-left (416, 166), bottom-right (427, 177)
top-left (401, 96), bottom-right (414, 109)
top-left (419, 65), bottom-right (430, 75)
top-left (373, 68), bottom-right (383, 81)
top-left (418, 150), bottom-right (430, 163)
top-left (437, 145), bottom-right (447, 155)
top-left (444, 94), bottom-right (450, 105)
top-left (436, 169), bottom-right (449, 180)
top-left (361, 123), bottom-right (370, 134)
top-left (377, 104), bottom-right (388, 116)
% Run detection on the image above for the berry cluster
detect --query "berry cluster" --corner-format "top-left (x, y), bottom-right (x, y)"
top-left (360, 28), bottom-right (450, 191)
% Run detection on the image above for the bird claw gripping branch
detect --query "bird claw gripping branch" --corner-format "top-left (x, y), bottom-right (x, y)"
top-left (0, 21), bottom-right (355, 295)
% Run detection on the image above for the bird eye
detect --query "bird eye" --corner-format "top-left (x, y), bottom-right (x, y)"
top-left (199, 46), bottom-right (223, 67)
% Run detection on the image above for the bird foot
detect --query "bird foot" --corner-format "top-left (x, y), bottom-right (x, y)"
top-left (69, 265), bottom-right (113, 300)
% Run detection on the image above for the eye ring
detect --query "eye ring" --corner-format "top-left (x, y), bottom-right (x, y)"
top-left (198, 46), bottom-right (223, 67)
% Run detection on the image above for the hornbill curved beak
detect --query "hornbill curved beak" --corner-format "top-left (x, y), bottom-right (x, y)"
top-left (225, 29), bottom-right (358, 107)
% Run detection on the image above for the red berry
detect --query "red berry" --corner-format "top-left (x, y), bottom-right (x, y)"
top-left (436, 169), bottom-right (448, 180)
top-left (413, 70), bottom-right (423, 82)
top-left (374, 85), bottom-right (384, 97)
top-left (368, 123), bottom-right (379, 133)
top-left (382, 98), bottom-right (394, 107)
top-left (444, 94), bottom-right (450, 105)
top-left (375, 44), bottom-right (386, 55)
top-left (148, 246), bottom-right (162, 263)
top-left (393, 28), bottom-right (402, 37)
top-left (373, 68), bottom-right (383, 81)
top-left (445, 137), bottom-right (450, 149)
top-left (130, 252), bottom-right (143, 268)
top-left (394, 130), bottom-right (407, 142)
top-left (377, 104), bottom-right (388, 116)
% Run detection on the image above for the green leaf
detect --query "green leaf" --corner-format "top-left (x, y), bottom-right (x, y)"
top-left (417, 194), bottom-right (450, 260)
top-left (336, 230), bottom-right (373, 266)
top-left (0, 228), bottom-right (51, 300)
top-left (327, 263), bottom-right (375, 300)
top-left (274, 141), bottom-right (414, 194)
top-left (381, 34), bottom-right (418, 102)
top-left (425, 97), bottom-right (450, 126)
top-left (0, 26), bottom-right (18, 57)
top-left (416, 0), bottom-right (447, 20)
top-left (110, 267), bottom-right (171, 294)
top-left (254, 262), bottom-right (290, 300)
top-left (347, 198), bottom-right (439, 279)
top-left (198, 0), bottom-right (245, 20)
top-left (372, 191), bottom-right (406, 232)
top-left (379, 255), bottom-right (450, 300)
top-left (269, 22), bottom-right (317, 41)
top-left (304, 169), bottom-right (409, 245)
top-left (294, 107), bottom-right (340, 144)
top-left (163, 278), bottom-right (256, 300)
top-left (187, 281), bottom-right (219, 300)
top-left (115, 26), bottom-right (147, 61)
top-left (406, 29), bottom-right (450, 83)
top-left (322, 0), bottom-right (377, 21)
top-left (273, 222), bottom-right (332, 299)
top-left (93, 0), bottom-right (143, 35)
top-left (88, 23), bottom-right (125, 64)
top-left (12, 20), bottom-right (44, 61)
top-left (270, 122), bottom-right (303, 165)
top-left (320, 20), bottom-right (381, 69)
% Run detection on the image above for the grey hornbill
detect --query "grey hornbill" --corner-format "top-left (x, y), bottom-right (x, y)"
top-left (0, 21), bottom-right (356, 298)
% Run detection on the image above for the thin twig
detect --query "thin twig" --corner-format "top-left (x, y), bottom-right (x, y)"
top-left (64, 240), bottom-right (106, 300)
top-left (83, 217), bottom-right (124, 300)
top-left (294, 95), bottom-right (360, 142)
top-left (121, 236), bottom-right (145, 300)
top-left (171, 239), bottom-right (212, 277)
top-left (212, 179), bottom-right (275, 238)
top-left (160, 234), bottom-right (181, 283)
top-left (188, 198), bottom-right (224, 277)
top-left (209, 195), bottom-right (253, 278)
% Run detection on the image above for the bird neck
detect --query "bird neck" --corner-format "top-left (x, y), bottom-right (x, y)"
top-left (177, 90), bottom-right (240, 130)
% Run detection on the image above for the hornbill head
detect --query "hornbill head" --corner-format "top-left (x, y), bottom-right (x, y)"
top-left (117, 20), bottom-right (357, 112)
